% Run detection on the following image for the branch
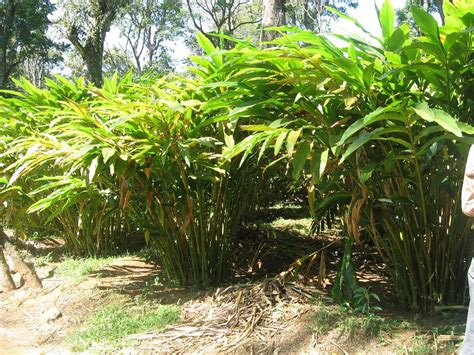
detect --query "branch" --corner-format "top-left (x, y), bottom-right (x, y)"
top-left (186, 0), bottom-right (206, 33)
top-left (67, 25), bottom-right (86, 58)
top-left (231, 18), bottom-right (261, 32)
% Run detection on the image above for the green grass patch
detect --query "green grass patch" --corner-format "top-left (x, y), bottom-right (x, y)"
top-left (33, 252), bottom-right (54, 267)
top-left (312, 302), bottom-right (403, 339)
top-left (68, 302), bottom-right (180, 351)
top-left (255, 217), bottom-right (313, 235)
top-left (55, 256), bottom-right (117, 282)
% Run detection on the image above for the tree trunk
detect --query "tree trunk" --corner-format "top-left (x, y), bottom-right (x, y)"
top-left (0, 0), bottom-right (15, 91)
top-left (0, 41), bottom-right (8, 90)
top-left (0, 228), bottom-right (42, 289)
top-left (0, 246), bottom-right (15, 291)
top-left (84, 50), bottom-right (104, 87)
top-left (83, 32), bottom-right (105, 87)
top-left (0, 54), bottom-right (7, 91)
top-left (261, 0), bottom-right (287, 42)
top-left (433, 0), bottom-right (445, 25)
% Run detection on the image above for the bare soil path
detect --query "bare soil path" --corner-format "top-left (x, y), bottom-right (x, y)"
top-left (0, 256), bottom-right (157, 354)
top-left (0, 252), bottom-right (465, 354)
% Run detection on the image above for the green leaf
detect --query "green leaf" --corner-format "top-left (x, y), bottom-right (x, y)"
top-left (377, 0), bottom-right (395, 44)
top-left (197, 32), bottom-right (216, 55)
top-left (413, 102), bottom-right (462, 137)
top-left (240, 125), bottom-right (275, 132)
top-left (274, 131), bottom-right (288, 156)
top-left (388, 27), bottom-right (407, 51)
top-left (412, 6), bottom-right (440, 42)
top-left (310, 149), bottom-right (329, 184)
top-left (89, 157), bottom-right (99, 183)
top-left (402, 42), bottom-right (445, 62)
top-left (292, 141), bottom-right (311, 180)
top-left (341, 127), bottom-right (406, 163)
top-left (337, 107), bottom-right (395, 145)
top-left (361, 163), bottom-right (377, 184)
top-left (8, 163), bottom-right (28, 186)
top-left (286, 129), bottom-right (302, 157)
top-left (102, 147), bottom-right (115, 164)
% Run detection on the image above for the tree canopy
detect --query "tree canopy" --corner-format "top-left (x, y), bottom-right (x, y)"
top-left (0, 0), bottom-right (55, 89)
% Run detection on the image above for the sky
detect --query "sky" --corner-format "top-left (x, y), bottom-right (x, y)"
top-left (332, 0), bottom-right (407, 37)
top-left (103, 0), bottom-right (410, 72)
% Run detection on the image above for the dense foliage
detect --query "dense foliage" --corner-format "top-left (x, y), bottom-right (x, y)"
top-left (0, 0), bottom-right (56, 89)
top-left (1, 0), bottom-right (473, 310)
top-left (222, 0), bottom-right (474, 310)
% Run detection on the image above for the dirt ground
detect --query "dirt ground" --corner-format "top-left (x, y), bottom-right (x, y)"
top-left (0, 256), bottom-right (156, 354)
top-left (0, 244), bottom-right (467, 354)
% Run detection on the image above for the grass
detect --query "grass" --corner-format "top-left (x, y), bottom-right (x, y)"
top-left (68, 301), bottom-right (180, 351)
top-left (253, 217), bottom-right (313, 235)
top-left (311, 299), bottom-right (465, 353)
top-left (312, 301), bottom-right (389, 337)
top-left (55, 256), bottom-right (118, 282)
top-left (33, 252), bottom-right (54, 267)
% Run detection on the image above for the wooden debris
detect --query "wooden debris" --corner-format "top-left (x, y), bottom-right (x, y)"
top-left (434, 305), bottom-right (468, 313)
top-left (0, 228), bottom-right (42, 289)
top-left (134, 279), bottom-right (314, 353)
top-left (437, 335), bottom-right (464, 342)
top-left (0, 245), bottom-right (15, 291)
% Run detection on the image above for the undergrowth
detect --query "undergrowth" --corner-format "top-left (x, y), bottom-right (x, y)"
top-left (67, 301), bottom-right (180, 351)
top-left (312, 305), bottom-right (395, 338)
top-left (55, 256), bottom-right (119, 282)
top-left (311, 301), bottom-right (465, 353)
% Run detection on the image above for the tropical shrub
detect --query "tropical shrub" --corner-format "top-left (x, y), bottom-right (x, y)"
top-left (0, 69), bottom-right (251, 286)
top-left (0, 0), bottom-right (472, 307)
top-left (219, 0), bottom-right (474, 310)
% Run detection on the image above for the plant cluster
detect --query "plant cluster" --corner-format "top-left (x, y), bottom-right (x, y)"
top-left (1, 0), bottom-right (473, 310)
top-left (221, 0), bottom-right (474, 310)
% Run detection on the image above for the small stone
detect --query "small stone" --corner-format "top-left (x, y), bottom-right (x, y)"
top-left (44, 307), bottom-right (62, 321)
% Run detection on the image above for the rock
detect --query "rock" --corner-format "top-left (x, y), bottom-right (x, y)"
top-left (44, 307), bottom-right (62, 321)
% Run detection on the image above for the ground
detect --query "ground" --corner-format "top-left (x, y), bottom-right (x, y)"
top-left (0, 216), bottom-right (468, 354)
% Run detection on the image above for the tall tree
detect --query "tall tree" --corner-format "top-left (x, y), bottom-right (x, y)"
top-left (121, 0), bottom-right (185, 74)
top-left (261, 0), bottom-right (358, 41)
top-left (285, 0), bottom-right (358, 33)
top-left (0, 0), bottom-right (54, 90)
top-left (186, 0), bottom-right (261, 47)
top-left (18, 52), bottom-right (56, 88)
top-left (103, 46), bottom-right (135, 77)
top-left (57, 0), bottom-right (129, 87)
top-left (261, 0), bottom-right (286, 41)
top-left (397, 0), bottom-right (450, 26)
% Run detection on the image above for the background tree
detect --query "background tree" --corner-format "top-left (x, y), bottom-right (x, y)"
top-left (397, 0), bottom-right (449, 25)
top-left (103, 46), bottom-right (135, 77)
top-left (62, 50), bottom-right (89, 79)
top-left (261, 0), bottom-right (286, 41)
top-left (57, 0), bottom-right (130, 86)
top-left (0, 0), bottom-right (55, 90)
top-left (186, 0), bottom-right (261, 47)
top-left (120, 0), bottom-right (185, 75)
top-left (261, 0), bottom-right (359, 41)
top-left (17, 51), bottom-right (60, 88)
top-left (285, 0), bottom-right (358, 33)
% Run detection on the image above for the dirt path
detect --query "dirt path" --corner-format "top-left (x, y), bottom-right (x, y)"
top-left (0, 257), bottom-right (157, 354)
top-left (0, 273), bottom-right (71, 354)
top-left (1, 254), bottom-right (461, 354)
top-left (0, 255), bottom-right (323, 354)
